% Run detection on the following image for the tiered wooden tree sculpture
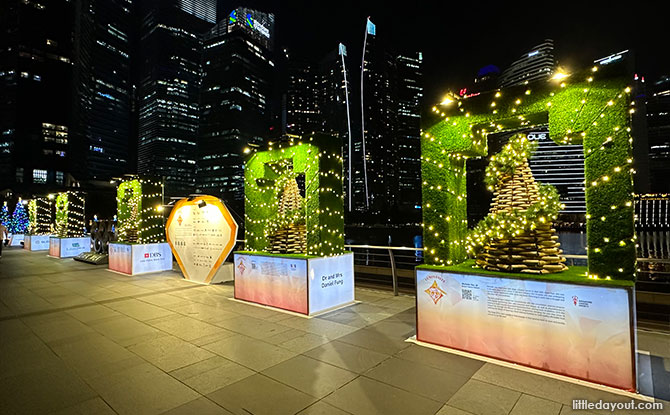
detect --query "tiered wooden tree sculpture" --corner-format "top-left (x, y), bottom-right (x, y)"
top-left (471, 134), bottom-right (567, 274)
top-left (268, 177), bottom-right (307, 254)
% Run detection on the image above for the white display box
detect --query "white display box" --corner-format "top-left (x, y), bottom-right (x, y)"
top-left (9, 234), bottom-right (24, 247)
top-left (24, 235), bottom-right (52, 251)
top-left (415, 267), bottom-right (637, 391)
top-left (49, 237), bottom-right (90, 258)
top-left (233, 252), bottom-right (355, 315)
top-left (108, 242), bottom-right (172, 275)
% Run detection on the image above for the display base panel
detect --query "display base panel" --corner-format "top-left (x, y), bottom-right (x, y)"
top-left (415, 266), bottom-right (637, 391)
top-left (233, 252), bottom-right (355, 316)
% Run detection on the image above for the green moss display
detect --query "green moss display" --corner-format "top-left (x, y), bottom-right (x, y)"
top-left (417, 260), bottom-right (634, 288)
top-left (116, 177), bottom-right (164, 244)
top-left (422, 63), bottom-right (635, 281)
top-left (54, 192), bottom-right (86, 238)
top-left (244, 133), bottom-right (345, 257)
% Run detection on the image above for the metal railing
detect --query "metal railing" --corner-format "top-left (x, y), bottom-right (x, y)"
top-left (234, 240), bottom-right (670, 295)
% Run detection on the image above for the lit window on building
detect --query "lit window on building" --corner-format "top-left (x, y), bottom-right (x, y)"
top-left (42, 123), bottom-right (68, 144)
top-left (56, 171), bottom-right (64, 185)
top-left (33, 169), bottom-right (48, 184)
top-left (16, 168), bottom-right (24, 183)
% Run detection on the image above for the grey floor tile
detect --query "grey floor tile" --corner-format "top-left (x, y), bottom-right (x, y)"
top-left (170, 356), bottom-right (254, 395)
top-left (88, 362), bottom-right (200, 415)
top-left (147, 314), bottom-right (228, 342)
top-left (277, 332), bottom-right (332, 354)
top-left (49, 331), bottom-right (139, 379)
top-left (323, 376), bottom-right (442, 415)
top-left (106, 298), bottom-right (176, 321)
top-left (395, 345), bottom-right (484, 378)
top-left (48, 397), bottom-right (116, 415)
top-left (21, 312), bottom-right (95, 343)
top-left (207, 374), bottom-right (317, 415)
top-left (435, 405), bottom-right (475, 415)
top-left (447, 379), bottom-right (521, 415)
top-left (202, 334), bottom-right (298, 371)
top-left (296, 401), bottom-right (353, 415)
top-left (304, 340), bottom-right (390, 374)
top-left (279, 316), bottom-right (359, 339)
top-left (364, 356), bottom-right (470, 402)
top-left (90, 314), bottom-right (164, 346)
top-left (262, 355), bottom-right (358, 398)
top-left (0, 361), bottom-right (98, 415)
top-left (65, 304), bottom-right (122, 323)
top-left (212, 314), bottom-right (294, 340)
top-left (0, 335), bottom-right (62, 379)
top-left (472, 363), bottom-right (642, 407)
top-left (128, 335), bottom-right (215, 372)
top-left (160, 397), bottom-right (233, 415)
top-left (510, 394), bottom-right (562, 415)
top-left (559, 405), bottom-right (598, 415)
top-left (336, 327), bottom-right (412, 355)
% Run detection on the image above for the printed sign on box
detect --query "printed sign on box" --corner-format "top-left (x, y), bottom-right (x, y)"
top-left (416, 270), bottom-right (636, 391)
top-left (308, 253), bottom-right (354, 314)
top-left (25, 235), bottom-right (51, 251)
top-left (234, 254), bottom-right (308, 314)
top-left (234, 252), bottom-right (354, 315)
top-left (109, 242), bottom-right (172, 275)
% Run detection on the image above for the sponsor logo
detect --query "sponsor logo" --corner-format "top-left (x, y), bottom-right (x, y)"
top-left (144, 252), bottom-right (162, 259)
top-left (177, 214), bottom-right (183, 225)
top-left (71, 243), bottom-right (80, 248)
top-left (425, 280), bottom-right (447, 305)
top-left (572, 295), bottom-right (578, 306)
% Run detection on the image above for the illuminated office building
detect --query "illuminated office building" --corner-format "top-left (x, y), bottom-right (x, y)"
top-left (137, 0), bottom-right (215, 197)
top-left (357, 18), bottom-right (423, 220)
top-left (394, 52), bottom-right (423, 220)
top-left (497, 39), bottom-right (555, 88)
top-left (197, 7), bottom-right (275, 212)
top-left (0, 0), bottom-right (74, 191)
top-left (72, 0), bottom-right (133, 181)
top-left (646, 76), bottom-right (670, 193)
top-left (285, 60), bottom-right (321, 136)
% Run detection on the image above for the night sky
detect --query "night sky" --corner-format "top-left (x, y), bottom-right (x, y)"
top-left (220, 1), bottom-right (669, 107)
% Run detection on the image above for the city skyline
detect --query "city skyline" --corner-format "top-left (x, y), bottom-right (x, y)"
top-left (227, 1), bottom-right (669, 105)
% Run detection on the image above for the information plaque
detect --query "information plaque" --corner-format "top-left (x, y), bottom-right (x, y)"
top-left (166, 195), bottom-right (238, 284)
top-left (416, 269), bottom-right (636, 391)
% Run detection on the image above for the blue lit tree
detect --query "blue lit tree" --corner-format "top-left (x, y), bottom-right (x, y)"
top-left (9, 202), bottom-right (29, 234)
top-left (0, 202), bottom-right (9, 229)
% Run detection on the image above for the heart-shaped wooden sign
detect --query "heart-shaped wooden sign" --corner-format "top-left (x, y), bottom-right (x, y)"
top-left (166, 195), bottom-right (238, 284)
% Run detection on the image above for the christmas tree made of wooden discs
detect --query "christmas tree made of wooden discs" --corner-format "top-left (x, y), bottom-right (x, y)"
top-left (473, 134), bottom-right (567, 274)
top-left (268, 177), bottom-right (307, 254)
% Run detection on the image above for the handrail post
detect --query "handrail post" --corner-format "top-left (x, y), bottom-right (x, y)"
top-left (388, 248), bottom-right (398, 296)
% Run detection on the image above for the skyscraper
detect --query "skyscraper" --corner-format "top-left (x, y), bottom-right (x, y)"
top-left (646, 75), bottom-right (670, 193)
top-left (357, 18), bottom-right (422, 221)
top-left (197, 7), bottom-right (275, 212)
top-left (359, 18), bottom-right (395, 216)
top-left (137, 0), bottom-right (215, 197)
top-left (0, 0), bottom-right (74, 192)
top-left (72, 0), bottom-right (133, 181)
top-left (497, 40), bottom-right (555, 88)
top-left (285, 60), bottom-right (321, 136)
top-left (393, 52), bottom-right (423, 220)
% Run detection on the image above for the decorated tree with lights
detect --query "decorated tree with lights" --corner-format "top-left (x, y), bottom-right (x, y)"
top-left (9, 201), bottom-right (29, 234)
top-left (267, 175), bottom-right (307, 254)
top-left (467, 134), bottom-right (567, 274)
top-left (0, 202), bottom-right (9, 229)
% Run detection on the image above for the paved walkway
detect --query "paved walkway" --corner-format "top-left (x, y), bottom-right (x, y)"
top-left (0, 248), bottom-right (668, 415)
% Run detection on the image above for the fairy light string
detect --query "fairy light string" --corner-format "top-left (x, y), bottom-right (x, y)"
top-left (422, 64), bottom-right (635, 281)
top-left (244, 134), bottom-right (345, 257)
